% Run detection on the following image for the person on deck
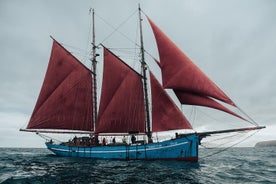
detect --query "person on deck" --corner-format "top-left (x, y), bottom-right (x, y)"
top-left (102, 137), bottom-right (106, 145)
top-left (122, 136), bottom-right (126, 144)
top-left (131, 135), bottom-right (136, 144)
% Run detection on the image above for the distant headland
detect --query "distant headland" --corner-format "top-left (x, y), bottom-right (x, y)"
top-left (255, 140), bottom-right (276, 147)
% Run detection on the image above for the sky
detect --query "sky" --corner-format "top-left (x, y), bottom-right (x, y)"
top-left (0, 0), bottom-right (275, 148)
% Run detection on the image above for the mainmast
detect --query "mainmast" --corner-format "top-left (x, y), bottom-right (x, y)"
top-left (138, 5), bottom-right (152, 142)
top-left (91, 8), bottom-right (98, 131)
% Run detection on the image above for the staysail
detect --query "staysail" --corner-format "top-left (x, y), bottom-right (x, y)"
top-left (26, 40), bottom-right (93, 131)
top-left (150, 72), bottom-right (192, 131)
top-left (174, 90), bottom-right (246, 120)
top-left (96, 47), bottom-right (145, 134)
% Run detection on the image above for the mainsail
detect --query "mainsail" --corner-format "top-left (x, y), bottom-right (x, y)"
top-left (96, 47), bottom-right (194, 134)
top-left (147, 17), bottom-right (245, 120)
top-left (96, 47), bottom-right (145, 134)
top-left (27, 40), bottom-right (93, 132)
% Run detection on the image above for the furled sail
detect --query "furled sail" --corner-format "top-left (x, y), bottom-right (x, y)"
top-left (147, 17), bottom-right (236, 107)
top-left (27, 40), bottom-right (93, 131)
top-left (96, 47), bottom-right (145, 133)
top-left (150, 72), bottom-right (192, 131)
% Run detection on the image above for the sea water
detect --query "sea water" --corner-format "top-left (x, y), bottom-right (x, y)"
top-left (0, 147), bottom-right (275, 183)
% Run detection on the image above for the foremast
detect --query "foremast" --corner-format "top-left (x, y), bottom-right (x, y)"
top-left (138, 5), bottom-right (152, 142)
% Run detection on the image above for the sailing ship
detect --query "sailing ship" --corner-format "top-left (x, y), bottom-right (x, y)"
top-left (21, 6), bottom-right (265, 161)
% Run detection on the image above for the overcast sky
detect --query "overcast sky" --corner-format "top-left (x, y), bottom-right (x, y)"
top-left (0, 0), bottom-right (275, 148)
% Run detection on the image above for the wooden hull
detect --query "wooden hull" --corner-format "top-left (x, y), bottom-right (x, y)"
top-left (46, 134), bottom-right (199, 161)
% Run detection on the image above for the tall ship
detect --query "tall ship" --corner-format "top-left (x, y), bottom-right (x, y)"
top-left (21, 6), bottom-right (264, 161)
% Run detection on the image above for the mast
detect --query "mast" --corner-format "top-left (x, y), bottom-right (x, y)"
top-left (91, 8), bottom-right (98, 131)
top-left (138, 4), bottom-right (152, 142)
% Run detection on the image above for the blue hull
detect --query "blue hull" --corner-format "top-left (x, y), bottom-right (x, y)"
top-left (46, 134), bottom-right (198, 161)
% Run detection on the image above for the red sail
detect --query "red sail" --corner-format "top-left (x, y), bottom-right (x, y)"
top-left (174, 90), bottom-right (246, 121)
top-left (150, 72), bottom-right (192, 131)
top-left (147, 17), bottom-right (235, 106)
top-left (96, 47), bottom-right (145, 133)
top-left (27, 40), bottom-right (93, 131)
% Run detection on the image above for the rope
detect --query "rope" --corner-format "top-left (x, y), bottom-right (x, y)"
top-left (236, 105), bottom-right (259, 126)
top-left (202, 132), bottom-right (244, 148)
top-left (201, 129), bottom-right (260, 160)
top-left (95, 10), bottom-right (138, 46)
top-left (95, 9), bottom-right (160, 69)
top-left (36, 133), bottom-right (63, 144)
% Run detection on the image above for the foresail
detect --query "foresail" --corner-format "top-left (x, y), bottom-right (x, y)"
top-left (150, 72), bottom-right (192, 131)
top-left (27, 40), bottom-right (93, 132)
top-left (147, 17), bottom-right (235, 107)
top-left (96, 47), bottom-right (145, 134)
